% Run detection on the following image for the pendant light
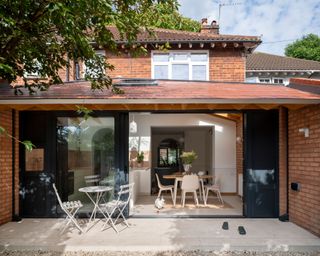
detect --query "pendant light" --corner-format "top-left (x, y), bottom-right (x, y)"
top-left (129, 114), bottom-right (137, 133)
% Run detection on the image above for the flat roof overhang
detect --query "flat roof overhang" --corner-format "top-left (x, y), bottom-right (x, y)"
top-left (1, 80), bottom-right (319, 111)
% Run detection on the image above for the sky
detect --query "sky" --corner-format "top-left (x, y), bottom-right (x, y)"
top-left (178, 0), bottom-right (320, 55)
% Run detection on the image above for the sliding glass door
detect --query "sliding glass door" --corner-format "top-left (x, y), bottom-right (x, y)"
top-left (56, 115), bottom-right (128, 215)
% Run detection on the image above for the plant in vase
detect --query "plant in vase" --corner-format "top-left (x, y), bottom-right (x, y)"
top-left (180, 150), bottom-right (197, 173)
top-left (136, 151), bottom-right (144, 168)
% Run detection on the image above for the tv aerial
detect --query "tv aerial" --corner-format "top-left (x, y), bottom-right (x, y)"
top-left (212, 0), bottom-right (244, 24)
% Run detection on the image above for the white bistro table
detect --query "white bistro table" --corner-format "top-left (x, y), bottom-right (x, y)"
top-left (79, 185), bottom-right (113, 228)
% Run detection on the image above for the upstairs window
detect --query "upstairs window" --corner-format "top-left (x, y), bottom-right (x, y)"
top-left (259, 78), bottom-right (271, 83)
top-left (273, 78), bottom-right (284, 84)
top-left (83, 50), bottom-right (106, 78)
top-left (152, 51), bottom-right (209, 81)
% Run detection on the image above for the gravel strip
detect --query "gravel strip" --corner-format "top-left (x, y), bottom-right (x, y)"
top-left (0, 251), bottom-right (319, 256)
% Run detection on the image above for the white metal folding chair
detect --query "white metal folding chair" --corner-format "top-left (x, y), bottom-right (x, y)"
top-left (84, 174), bottom-right (101, 185)
top-left (100, 183), bottom-right (134, 233)
top-left (53, 183), bottom-right (84, 233)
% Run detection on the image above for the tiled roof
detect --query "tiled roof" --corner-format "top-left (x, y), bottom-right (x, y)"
top-left (107, 26), bottom-right (261, 44)
top-left (247, 52), bottom-right (320, 71)
top-left (1, 80), bottom-right (319, 103)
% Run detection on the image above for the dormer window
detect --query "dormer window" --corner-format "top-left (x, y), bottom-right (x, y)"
top-left (152, 51), bottom-right (209, 81)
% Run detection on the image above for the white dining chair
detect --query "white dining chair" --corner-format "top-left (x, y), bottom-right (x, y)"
top-left (155, 173), bottom-right (174, 204)
top-left (52, 183), bottom-right (83, 233)
top-left (204, 177), bottom-right (224, 205)
top-left (181, 174), bottom-right (200, 207)
top-left (84, 174), bottom-right (101, 186)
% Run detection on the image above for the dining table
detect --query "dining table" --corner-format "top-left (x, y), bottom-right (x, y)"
top-left (79, 185), bottom-right (113, 230)
top-left (163, 172), bottom-right (214, 206)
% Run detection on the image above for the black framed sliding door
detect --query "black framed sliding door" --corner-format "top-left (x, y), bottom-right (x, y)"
top-left (243, 110), bottom-right (279, 218)
top-left (20, 111), bottom-right (129, 217)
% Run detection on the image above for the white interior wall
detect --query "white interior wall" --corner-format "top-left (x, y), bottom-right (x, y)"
top-left (129, 113), bottom-right (237, 193)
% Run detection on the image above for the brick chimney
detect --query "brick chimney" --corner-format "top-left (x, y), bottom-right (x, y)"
top-left (200, 19), bottom-right (219, 35)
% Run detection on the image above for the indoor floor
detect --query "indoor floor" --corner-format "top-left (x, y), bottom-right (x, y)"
top-left (131, 194), bottom-right (243, 217)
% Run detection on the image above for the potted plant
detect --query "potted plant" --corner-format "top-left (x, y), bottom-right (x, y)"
top-left (136, 151), bottom-right (144, 167)
top-left (180, 150), bottom-right (197, 173)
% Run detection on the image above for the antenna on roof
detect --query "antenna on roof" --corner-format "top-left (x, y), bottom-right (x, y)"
top-left (213, 0), bottom-right (244, 25)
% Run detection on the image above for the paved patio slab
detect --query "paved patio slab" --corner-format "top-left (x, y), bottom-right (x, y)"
top-left (0, 218), bottom-right (319, 254)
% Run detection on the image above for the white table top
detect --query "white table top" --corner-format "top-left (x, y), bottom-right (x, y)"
top-left (79, 186), bottom-right (113, 193)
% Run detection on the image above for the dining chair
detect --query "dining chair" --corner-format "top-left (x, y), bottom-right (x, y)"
top-left (181, 174), bottom-right (200, 207)
top-left (155, 173), bottom-right (174, 204)
top-left (100, 183), bottom-right (134, 233)
top-left (204, 176), bottom-right (224, 205)
top-left (52, 183), bottom-right (83, 233)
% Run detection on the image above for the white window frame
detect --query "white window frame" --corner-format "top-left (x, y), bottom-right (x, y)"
top-left (272, 77), bottom-right (285, 84)
top-left (83, 50), bottom-right (106, 78)
top-left (259, 78), bottom-right (271, 83)
top-left (151, 50), bottom-right (209, 81)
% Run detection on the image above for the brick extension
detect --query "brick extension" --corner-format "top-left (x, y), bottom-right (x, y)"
top-left (288, 104), bottom-right (320, 236)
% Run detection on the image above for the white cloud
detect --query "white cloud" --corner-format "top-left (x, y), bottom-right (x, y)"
top-left (179, 0), bottom-right (320, 55)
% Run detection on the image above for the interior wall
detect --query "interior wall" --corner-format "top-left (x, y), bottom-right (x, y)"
top-left (129, 113), bottom-right (237, 192)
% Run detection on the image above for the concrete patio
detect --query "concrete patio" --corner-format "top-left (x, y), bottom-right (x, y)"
top-left (0, 218), bottom-right (319, 255)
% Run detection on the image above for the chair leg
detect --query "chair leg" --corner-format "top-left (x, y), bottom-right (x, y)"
top-left (182, 191), bottom-right (186, 207)
top-left (158, 189), bottom-right (162, 198)
top-left (217, 190), bottom-right (224, 204)
top-left (205, 188), bottom-right (209, 205)
top-left (170, 188), bottom-right (174, 204)
top-left (194, 191), bottom-right (199, 206)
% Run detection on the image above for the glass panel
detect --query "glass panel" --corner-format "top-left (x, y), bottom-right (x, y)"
top-left (172, 64), bottom-right (189, 80)
top-left (192, 65), bottom-right (207, 80)
top-left (172, 53), bottom-right (188, 61)
top-left (153, 53), bottom-right (169, 62)
top-left (57, 117), bottom-right (115, 212)
top-left (159, 148), bottom-right (168, 166)
top-left (154, 65), bottom-right (168, 79)
top-left (191, 53), bottom-right (208, 62)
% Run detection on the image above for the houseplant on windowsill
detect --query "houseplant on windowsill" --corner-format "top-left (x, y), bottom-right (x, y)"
top-left (136, 151), bottom-right (144, 168)
top-left (180, 150), bottom-right (197, 174)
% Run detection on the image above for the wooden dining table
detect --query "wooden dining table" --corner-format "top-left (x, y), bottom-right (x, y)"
top-left (163, 172), bottom-right (214, 206)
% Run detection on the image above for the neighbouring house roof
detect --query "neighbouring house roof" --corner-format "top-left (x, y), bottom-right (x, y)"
top-left (107, 26), bottom-right (261, 45)
top-left (289, 78), bottom-right (320, 95)
top-left (246, 52), bottom-right (320, 71)
top-left (0, 80), bottom-right (319, 107)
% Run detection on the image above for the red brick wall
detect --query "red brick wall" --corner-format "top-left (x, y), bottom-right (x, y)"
top-left (107, 51), bottom-right (151, 79)
top-left (209, 49), bottom-right (245, 82)
top-left (107, 48), bottom-right (245, 82)
top-left (0, 110), bottom-right (13, 225)
top-left (279, 107), bottom-right (288, 216)
top-left (288, 104), bottom-right (320, 236)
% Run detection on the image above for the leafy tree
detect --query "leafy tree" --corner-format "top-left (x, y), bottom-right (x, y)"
top-left (142, 2), bottom-right (201, 32)
top-left (0, 0), bottom-right (179, 93)
top-left (285, 34), bottom-right (320, 62)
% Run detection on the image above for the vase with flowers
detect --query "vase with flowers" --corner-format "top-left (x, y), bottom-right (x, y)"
top-left (180, 150), bottom-right (197, 174)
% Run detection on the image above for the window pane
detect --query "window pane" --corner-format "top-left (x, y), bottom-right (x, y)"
top-left (192, 65), bottom-right (206, 80)
top-left (153, 53), bottom-right (169, 62)
top-left (57, 117), bottom-right (115, 213)
top-left (259, 78), bottom-right (270, 83)
top-left (191, 53), bottom-right (208, 62)
top-left (172, 64), bottom-right (189, 80)
top-left (154, 65), bottom-right (168, 79)
top-left (172, 53), bottom-right (188, 61)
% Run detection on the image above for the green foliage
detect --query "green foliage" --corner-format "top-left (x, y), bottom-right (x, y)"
top-left (141, 2), bottom-right (201, 32)
top-left (0, 0), bottom-right (177, 93)
top-left (76, 105), bottom-right (93, 120)
top-left (180, 150), bottom-right (198, 164)
top-left (137, 151), bottom-right (144, 163)
top-left (0, 125), bottom-right (35, 151)
top-left (285, 34), bottom-right (320, 62)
